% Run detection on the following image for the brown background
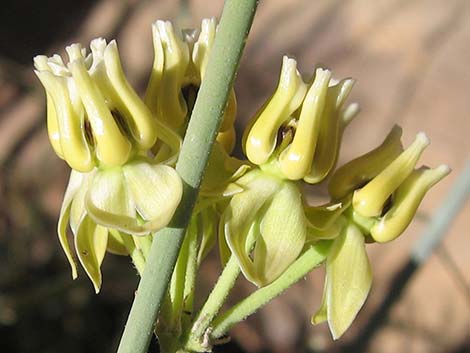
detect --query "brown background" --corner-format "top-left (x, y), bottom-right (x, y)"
top-left (0, 1), bottom-right (468, 352)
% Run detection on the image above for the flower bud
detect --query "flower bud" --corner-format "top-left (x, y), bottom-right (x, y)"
top-left (353, 132), bottom-right (430, 217)
top-left (328, 125), bottom-right (404, 200)
top-left (370, 165), bottom-right (450, 243)
top-left (244, 56), bottom-right (307, 165)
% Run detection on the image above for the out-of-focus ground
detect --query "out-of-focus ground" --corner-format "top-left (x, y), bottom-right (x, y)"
top-left (0, 0), bottom-right (469, 352)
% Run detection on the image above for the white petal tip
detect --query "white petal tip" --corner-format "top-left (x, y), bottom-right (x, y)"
top-left (416, 132), bottom-right (430, 147)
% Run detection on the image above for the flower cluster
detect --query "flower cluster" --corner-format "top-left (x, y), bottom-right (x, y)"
top-left (34, 18), bottom-right (449, 348)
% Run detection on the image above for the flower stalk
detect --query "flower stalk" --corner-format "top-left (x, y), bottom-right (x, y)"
top-left (210, 241), bottom-right (332, 340)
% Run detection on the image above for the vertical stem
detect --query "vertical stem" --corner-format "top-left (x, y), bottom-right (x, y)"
top-left (116, 2), bottom-right (258, 352)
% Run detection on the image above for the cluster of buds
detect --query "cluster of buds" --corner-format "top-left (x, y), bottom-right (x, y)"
top-left (34, 18), bottom-right (448, 345)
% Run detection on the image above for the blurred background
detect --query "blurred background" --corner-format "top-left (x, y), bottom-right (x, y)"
top-left (0, 0), bottom-right (469, 352)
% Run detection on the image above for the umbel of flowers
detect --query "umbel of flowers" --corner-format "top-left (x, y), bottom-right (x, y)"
top-left (34, 17), bottom-right (449, 350)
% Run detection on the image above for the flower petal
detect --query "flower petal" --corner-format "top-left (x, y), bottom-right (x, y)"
top-left (123, 161), bottom-right (183, 233)
top-left (252, 181), bottom-right (307, 286)
top-left (75, 216), bottom-right (109, 293)
top-left (326, 223), bottom-right (372, 339)
top-left (85, 168), bottom-right (138, 232)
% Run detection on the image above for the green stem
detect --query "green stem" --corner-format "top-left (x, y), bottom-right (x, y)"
top-left (116, 2), bottom-right (258, 352)
top-left (187, 254), bottom-right (241, 347)
top-left (182, 219), bottom-right (200, 315)
top-left (210, 241), bottom-right (332, 340)
top-left (168, 228), bottom-right (191, 332)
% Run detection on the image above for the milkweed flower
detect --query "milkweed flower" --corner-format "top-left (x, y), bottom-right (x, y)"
top-left (34, 38), bottom-right (183, 292)
top-left (243, 56), bottom-right (358, 182)
top-left (220, 57), bottom-right (358, 287)
top-left (145, 18), bottom-right (237, 153)
top-left (310, 126), bottom-right (450, 339)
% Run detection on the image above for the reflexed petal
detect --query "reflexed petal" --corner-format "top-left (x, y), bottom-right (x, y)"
top-left (75, 216), bottom-right (109, 293)
top-left (225, 171), bottom-right (281, 284)
top-left (326, 223), bottom-right (372, 339)
top-left (123, 161), bottom-right (183, 233)
top-left (57, 170), bottom-right (84, 279)
top-left (253, 182), bottom-right (307, 286)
